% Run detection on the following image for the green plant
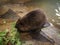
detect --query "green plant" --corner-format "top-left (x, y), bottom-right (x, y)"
top-left (0, 22), bottom-right (22, 45)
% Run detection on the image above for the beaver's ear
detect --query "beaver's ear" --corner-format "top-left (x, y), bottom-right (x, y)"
top-left (43, 22), bottom-right (50, 28)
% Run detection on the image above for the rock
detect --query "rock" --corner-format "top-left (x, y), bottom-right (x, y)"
top-left (0, 9), bottom-right (20, 21)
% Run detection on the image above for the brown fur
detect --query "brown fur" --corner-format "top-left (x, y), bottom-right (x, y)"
top-left (15, 9), bottom-right (47, 40)
top-left (15, 9), bottom-right (46, 31)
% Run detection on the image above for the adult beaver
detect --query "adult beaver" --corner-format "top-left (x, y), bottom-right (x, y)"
top-left (15, 9), bottom-right (49, 33)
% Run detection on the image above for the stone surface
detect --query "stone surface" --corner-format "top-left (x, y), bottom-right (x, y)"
top-left (41, 26), bottom-right (60, 45)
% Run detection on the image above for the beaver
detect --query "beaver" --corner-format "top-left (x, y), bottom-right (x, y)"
top-left (15, 9), bottom-right (49, 33)
top-left (15, 9), bottom-right (51, 40)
